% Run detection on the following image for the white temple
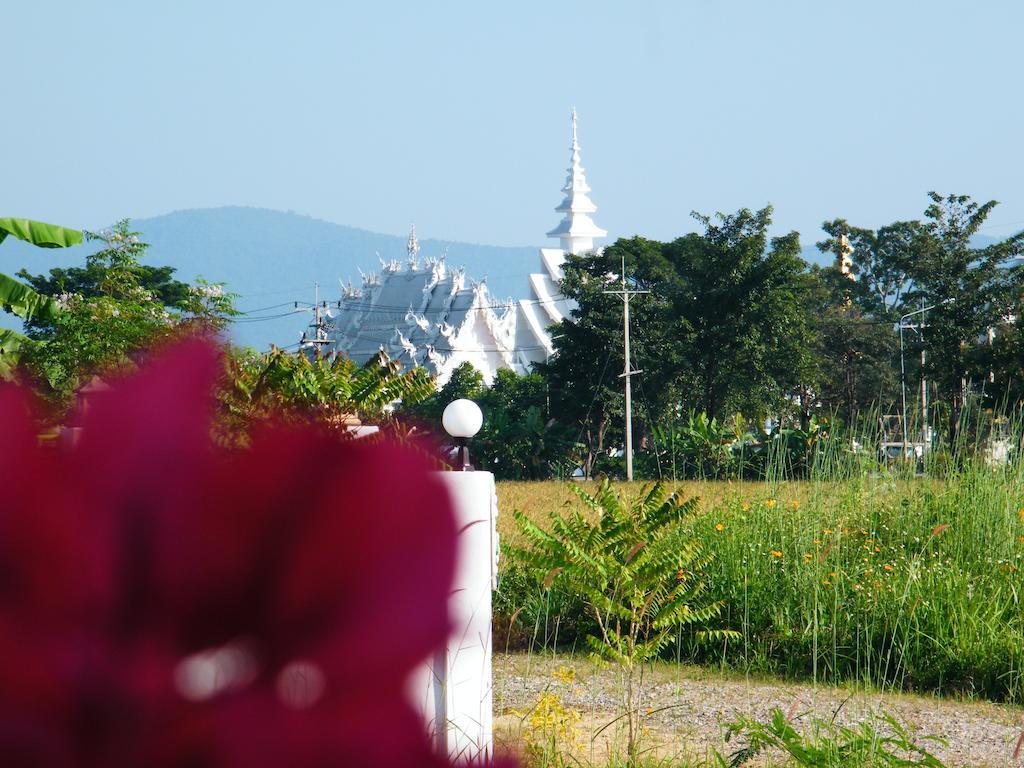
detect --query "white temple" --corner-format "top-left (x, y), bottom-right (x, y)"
top-left (321, 109), bottom-right (606, 386)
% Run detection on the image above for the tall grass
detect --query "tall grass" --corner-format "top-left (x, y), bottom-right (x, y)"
top-left (496, 411), bottom-right (1024, 702)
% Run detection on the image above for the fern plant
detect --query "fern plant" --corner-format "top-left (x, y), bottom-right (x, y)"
top-left (217, 346), bottom-right (435, 444)
top-left (718, 707), bottom-right (948, 767)
top-left (512, 479), bottom-right (737, 765)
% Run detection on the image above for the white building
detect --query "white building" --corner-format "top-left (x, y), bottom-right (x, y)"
top-left (322, 109), bottom-right (606, 386)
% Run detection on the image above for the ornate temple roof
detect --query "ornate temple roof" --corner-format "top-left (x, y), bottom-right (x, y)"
top-left (318, 110), bottom-right (606, 386)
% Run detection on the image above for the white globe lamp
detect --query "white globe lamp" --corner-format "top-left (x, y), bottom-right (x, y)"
top-left (442, 398), bottom-right (483, 470)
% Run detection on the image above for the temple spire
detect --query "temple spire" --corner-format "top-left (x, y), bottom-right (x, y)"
top-left (546, 108), bottom-right (607, 255)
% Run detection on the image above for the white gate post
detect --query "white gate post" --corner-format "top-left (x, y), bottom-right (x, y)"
top-left (408, 400), bottom-right (497, 763)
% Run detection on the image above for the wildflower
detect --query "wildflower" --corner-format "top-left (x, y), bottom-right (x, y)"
top-left (823, 529), bottom-right (833, 535)
top-left (803, 553), bottom-right (813, 560)
top-left (0, 340), bottom-right (459, 767)
top-left (822, 579), bottom-right (831, 586)
top-left (883, 564), bottom-right (894, 572)
top-left (1019, 535), bottom-right (1024, 544)
top-left (874, 547), bottom-right (881, 552)
top-left (742, 502), bottom-right (751, 512)
top-left (715, 523), bottom-right (725, 532)
top-left (770, 550), bottom-right (783, 558)
top-left (553, 666), bottom-right (576, 684)
top-left (676, 569), bottom-right (687, 580)
top-left (765, 499), bottom-right (777, 509)
top-left (790, 500), bottom-right (799, 510)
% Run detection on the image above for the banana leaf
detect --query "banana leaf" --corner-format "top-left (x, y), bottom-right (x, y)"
top-left (0, 271), bottom-right (60, 322)
top-left (0, 218), bottom-right (83, 248)
top-left (0, 327), bottom-right (29, 379)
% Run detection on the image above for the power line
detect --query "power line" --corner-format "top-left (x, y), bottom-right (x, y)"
top-left (327, 294), bottom-right (567, 315)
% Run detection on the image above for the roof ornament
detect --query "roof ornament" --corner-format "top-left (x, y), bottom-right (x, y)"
top-left (407, 223), bottom-right (420, 270)
top-left (546, 107), bottom-right (607, 255)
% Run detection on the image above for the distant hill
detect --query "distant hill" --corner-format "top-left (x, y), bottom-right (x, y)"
top-left (1, 207), bottom-right (542, 350)
top-left (0, 208), bottom-right (1013, 351)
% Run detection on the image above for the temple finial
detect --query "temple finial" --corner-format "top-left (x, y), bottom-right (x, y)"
top-left (406, 224), bottom-right (420, 259)
top-left (546, 108), bottom-right (607, 255)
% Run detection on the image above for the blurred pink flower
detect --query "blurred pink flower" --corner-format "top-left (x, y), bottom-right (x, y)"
top-left (0, 340), bottom-right (462, 767)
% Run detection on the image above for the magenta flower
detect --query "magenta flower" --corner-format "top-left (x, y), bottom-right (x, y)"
top-left (0, 340), bottom-right (461, 767)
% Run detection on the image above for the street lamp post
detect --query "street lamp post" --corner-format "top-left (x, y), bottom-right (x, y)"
top-left (442, 398), bottom-right (483, 470)
top-left (898, 299), bottom-right (952, 461)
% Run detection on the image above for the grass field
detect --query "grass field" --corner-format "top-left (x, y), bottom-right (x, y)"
top-left (495, 467), bottom-right (1024, 704)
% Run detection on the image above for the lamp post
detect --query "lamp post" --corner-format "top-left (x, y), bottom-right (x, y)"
top-left (442, 398), bottom-right (483, 470)
top-left (899, 298), bottom-right (952, 459)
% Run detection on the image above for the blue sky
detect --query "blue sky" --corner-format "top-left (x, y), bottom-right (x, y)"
top-left (4, 0), bottom-right (1023, 249)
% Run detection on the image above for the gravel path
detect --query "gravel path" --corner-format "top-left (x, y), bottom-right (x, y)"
top-left (494, 654), bottom-right (1024, 767)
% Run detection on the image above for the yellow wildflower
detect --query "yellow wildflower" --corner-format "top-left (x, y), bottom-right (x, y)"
top-left (823, 529), bottom-right (834, 535)
top-left (803, 553), bottom-right (813, 560)
top-left (822, 579), bottom-right (831, 586)
top-left (676, 569), bottom-right (687, 580)
top-left (883, 564), bottom-right (894, 572)
top-left (742, 502), bottom-right (751, 512)
top-left (553, 666), bottom-right (577, 684)
top-left (765, 499), bottom-right (777, 509)
top-left (770, 550), bottom-right (783, 558)
top-left (790, 500), bottom-right (800, 510)
top-left (715, 523), bottom-right (725, 532)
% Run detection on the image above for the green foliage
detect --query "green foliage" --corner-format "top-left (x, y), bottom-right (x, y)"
top-left (0, 271), bottom-right (60, 323)
top-left (218, 346), bottom-right (435, 444)
top-left (818, 218), bottom-right (921, 317)
top-left (906, 193), bottom-right (1023, 445)
top-left (544, 207), bottom-right (820, 478)
top-left (0, 218), bottom-right (82, 248)
top-left (720, 708), bottom-right (947, 767)
top-left (476, 369), bottom-right (582, 480)
top-left (401, 364), bottom-right (581, 479)
top-left (0, 217), bottom-right (84, 374)
top-left (822, 194), bottom-right (1024, 449)
top-left (19, 221), bottom-right (237, 402)
top-left (512, 479), bottom-right (736, 764)
top-left (403, 361), bottom-right (484, 425)
top-left (642, 413), bottom-right (747, 480)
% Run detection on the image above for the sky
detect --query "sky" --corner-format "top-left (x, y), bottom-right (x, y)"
top-left (4, 0), bottom-right (1024, 250)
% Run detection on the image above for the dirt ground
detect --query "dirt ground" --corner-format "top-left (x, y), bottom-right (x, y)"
top-left (494, 653), bottom-right (1024, 767)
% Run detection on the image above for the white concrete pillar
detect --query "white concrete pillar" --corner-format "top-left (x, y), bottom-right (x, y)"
top-left (409, 470), bottom-right (498, 763)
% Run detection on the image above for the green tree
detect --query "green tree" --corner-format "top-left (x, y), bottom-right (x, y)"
top-left (475, 369), bottom-right (580, 479)
top-left (663, 207), bottom-right (818, 422)
top-left (401, 361), bottom-right (484, 426)
top-left (21, 221), bottom-right (236, 403)
top-left (901, 193), bottom-right (1024, 446)
top-left (804, 265), bottom-right (899, 426)
top-left (818, 218), bottom-right (922, 317)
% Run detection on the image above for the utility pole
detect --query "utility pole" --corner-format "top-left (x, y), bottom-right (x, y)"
top-left (898, 298), bottom-right (952, 463)
top-left (296, 282), bottom-right (331, 353)
top-left (604, 255), bottom-right (648, 481)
